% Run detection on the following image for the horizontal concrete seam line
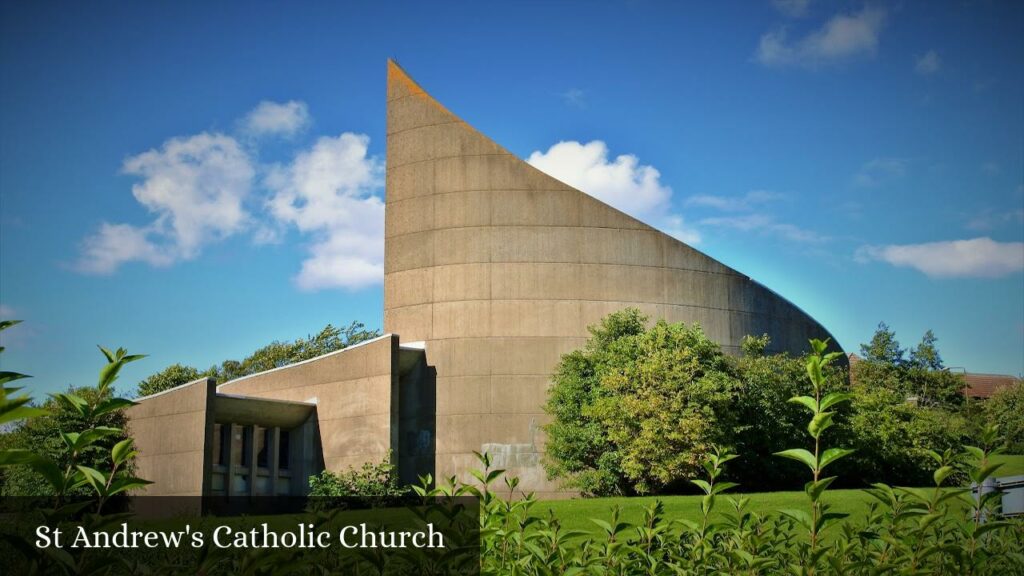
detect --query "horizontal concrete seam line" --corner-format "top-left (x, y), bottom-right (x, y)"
top-left (385, 298), bottom-right (776, 317)
top-left (385, 222), bottom-right (666, 237)
top-left (226, 377), bottom-right (391, 392)
top-left (386, 260), bottom-right (736, 277)
top-left (386, 187), bottom-right (580, 202)
top-left (388, 152), bottom-right (514, 170)
top-left (387, 260), bottom-right (740, 279)
top-left (386, 120), bottom-right (462, 137)
top-left (129, 410), bottom-right (208, 420)
top-left (136, 449), bottom-right (204, 459)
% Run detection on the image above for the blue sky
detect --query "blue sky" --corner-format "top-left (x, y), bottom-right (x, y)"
top-left (1, 1), bottom-right (1022, 397)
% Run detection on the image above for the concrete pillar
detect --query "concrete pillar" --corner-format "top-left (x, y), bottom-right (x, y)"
top-left (270, 427), bottom-right (281, 496)
top-left (225, 424), bottom-right (236, 497)
top-left (247, 425), bottom-right (257, 497)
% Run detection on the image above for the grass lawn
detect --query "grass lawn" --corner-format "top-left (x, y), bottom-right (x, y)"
top-left (992, 454), bottom-right (1024, 476)
top-left (535, 489), bottom-right (879, 534)
top-left (536, 455), bottom-right (1024, 534)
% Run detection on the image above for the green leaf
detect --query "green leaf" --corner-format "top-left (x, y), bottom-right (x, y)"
top-left (933, 465), bottom-right (954, 486)
top-left (0, 371), bottom-right (31, 386)
top-left (0, 400), bottom-right (47, 426)
top-left (51, 392), bottom-right (89, 416)
top-left (804, 476), bottom-right (837, 501)
top-left (779, 509), bottom-right (812, 532)
top-left (112, 439), bottom-right (136, 466)
top-left (788, 396), bottom-right (818, 413)
top-left (774, 448), bottom-right (818, 472)
top-left (76, 465), bottom-right (107, 494)
top-left (712, 481), bottom-right (738, 495)
top-left (970, 462), bottom-right (1003, 484)
top-left (107, 476), bottom-right (153, 497)
top-left (93, 397), bottom-right (136, 418)
top-left (819, 448), bottom-right (855, 471)
top-left (690, 479), bottom-right (712, 495)
top-left (819, 392), bottom-right (854, 411)
top-left (808, 411), bottom-right (835, 439)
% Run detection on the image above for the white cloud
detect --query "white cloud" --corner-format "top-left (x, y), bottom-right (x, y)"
top-left (756, 6), bottom-right (886, 68)
top-left (266, 133), bottom-right (384, 290)
top-left (853, 157), bottom-right (907, 187)
top-left (76, 133), bottom-right (254, 274)
top-left (0, 304), bottom-right (15, 318)
top-left (561, 88), bottom-right (586, 108)
top-left (966, 209), bottom-right (1024, 232)
top-left (915, 50), bottom-right (941, 75)
top-left (527, 140), bottom-right (701, 244)
top-left (527, 140), bottom-right (671, 219)
top-left (241, 100), bottom-right (310, 137)
top-left (699, 214), bottom-right (827, 243)
top-left (773, 0), bottom-right (811, 18)
top-left (856, 237), bottom-right (1024, 278)
top-left (685, 190), bottom-right (783, 212)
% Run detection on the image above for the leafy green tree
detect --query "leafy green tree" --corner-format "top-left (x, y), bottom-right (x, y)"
top-left (860, 321), bottom-right (905, 365)
top-left (136, 321), bottom-right (382, 396)
top-left (909, 329), bottom-right (943, 370)
top-left (544, 309), bottom-right (740, 495)
top-left (207, 321), bottom-right (379, 383)
top-left (838, 383), bottom-right (968, 486)
top-left (136, 363), bottom-right (202, 397)
top-left (984, 380), bottom-right (1024, 453)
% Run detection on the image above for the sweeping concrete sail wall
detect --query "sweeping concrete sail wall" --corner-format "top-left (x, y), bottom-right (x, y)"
top-left (383, 61), bottom-right (840, 496)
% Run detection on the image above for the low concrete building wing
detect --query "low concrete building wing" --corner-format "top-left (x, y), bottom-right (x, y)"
top-left (128, 334), bottom-right (433, 497)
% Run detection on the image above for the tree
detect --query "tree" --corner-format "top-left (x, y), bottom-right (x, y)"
top-left (837, 385), bottom-right (968, 486)
top-left (136, 321), bottom-right (382, 396)
top-left (544, 309), bottom-right (740, 495)
top-left (860, 322), bottom-right (905, 365)
top-left (136, 363), bottom-right (201, 397)
top-left (909, 329), bottom-right (943, 370)
top-left (984, 380), bottom-right (1024, 453)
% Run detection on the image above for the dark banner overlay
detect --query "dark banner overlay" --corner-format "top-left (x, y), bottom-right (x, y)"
top-left (0, 495), bottom-right (480, 575)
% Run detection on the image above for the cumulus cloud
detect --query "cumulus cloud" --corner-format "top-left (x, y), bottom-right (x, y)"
top-left (915, 50), bottom-right (941, 75)
top-left (853, 157), bottom-right (907, 187)
top-left (527, 141), bottom-right (671, 218)
top-left (756, 6), bottom-right (886, 68)
top-left (266, 133), bottom-right (384, 290)
top-left (241, 100), bottom-right (311, 137)
top-left (685, 190), bottom-right (783, 212)
top-left (76, 133), bottom-right (254, 274)
top-left (699, 214), bottom-right (827, 243)
top-left (527, 140), bottom-right (700, 244)
top-left (855, 237), bottom-right (1024, 278)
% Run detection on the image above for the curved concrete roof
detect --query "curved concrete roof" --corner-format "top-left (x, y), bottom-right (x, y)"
top-left (382, 60), bottom-right (840, 496)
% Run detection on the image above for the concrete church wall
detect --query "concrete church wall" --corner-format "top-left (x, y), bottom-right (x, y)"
top-left (382, 61), bottom-right (840, 497)
top-left (127, 377), bottom-right (216, 496)
top-left (216, 335), bottom-right (398, 473)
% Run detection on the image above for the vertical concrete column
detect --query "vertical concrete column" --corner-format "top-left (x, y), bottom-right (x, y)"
top-left (270, 427), bottom-right (281, 496)
top-left (247, 425), bottom-right (257, 497)
top-left (225, 424), bottom-right (236, 497)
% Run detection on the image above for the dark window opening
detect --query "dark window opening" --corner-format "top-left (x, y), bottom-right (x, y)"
top-left (279, 430), bottom-right (290, 470)
top-left (256, 427), bottom-right (270, 468)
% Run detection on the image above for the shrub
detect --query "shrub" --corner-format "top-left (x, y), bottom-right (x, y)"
top-left (308, 451), bottom-right (407, 507)
top-left (841, 367), bottom-right (970, 486)
top-left (544, 309), bottom-right (740, 495)
top-left (985, 380), bottom-right (1024, 453)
